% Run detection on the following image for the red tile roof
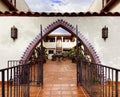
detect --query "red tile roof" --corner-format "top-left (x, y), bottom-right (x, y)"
top-left (0, 11), bottom-right (120, 16)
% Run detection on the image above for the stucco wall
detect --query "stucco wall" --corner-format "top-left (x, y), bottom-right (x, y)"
top-left (0, 16), bottom-right (120, 70)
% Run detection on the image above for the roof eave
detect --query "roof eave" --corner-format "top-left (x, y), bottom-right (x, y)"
top-left (0, 11), bottom-right (120, 16)
top-left (101, 0), bottom-right (117, 12)
top-left (2, 0), bottom-right (17, 11)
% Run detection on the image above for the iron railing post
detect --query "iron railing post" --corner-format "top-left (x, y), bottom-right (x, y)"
top-left (116, 70), bottom-right (118, 97)
top-left (76, 25), bottom-right (79, 86)
top-left (40, 24), bottom-right (43, 88)
top-left (37, 60), bottom-right (40, 85)
top-left (80, 60), bottom-right (82, 86)
top-left (2, 70), bottom-right (5, 97)
top-left (27, 64), bottom-right (30, 97)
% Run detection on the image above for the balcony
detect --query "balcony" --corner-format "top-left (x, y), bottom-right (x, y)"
top-left (43, 42), bottom-right (56, 48)
top-left (43, 41), bottom-right (76, 49)
top-left (62, 42), bottom-right (76, 49)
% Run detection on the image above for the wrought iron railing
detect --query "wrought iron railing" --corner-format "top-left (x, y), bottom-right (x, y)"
top-left (1, 59), bottom-right (120, 97)
top-left (77, 60), bottom-right (120, 97)
top-left (0, 61), bottom-right (30, 97)
top-left (0, 59), bottom-right (43, 97)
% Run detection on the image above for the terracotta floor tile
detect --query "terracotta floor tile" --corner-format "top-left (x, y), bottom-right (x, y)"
top-left (51, 90), bottom-right (61, 95)
top-left (50, 94), bottom-right (61, 97)
top-left (38, 95), bottom-right (49, 97)
top-left (61, 94), bottom-right (73, 97)
top-left (39, 90), bottom-right (51, 95)
top-left (53, 84), bottom-right (61, 87)
top-left (52, 87), bottom-right (61, 91)
top-left (61, 86), bottom-right (71, 91)
top-left (72, 90), bottom-right (84, 95)
top-left (61, 84), bottom-right (69, 86)
top-left (62, 91), bottom-right (72, 95)
top-left (73, 94), bottom-right (87, 97)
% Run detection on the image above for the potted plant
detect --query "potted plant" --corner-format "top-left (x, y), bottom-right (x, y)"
top-left (62, 51), bottom-right (68, 61)
top-left (35, 47), bottom-right (48, 63)
top-left (68, 46), bottom-right (88, 63)
top-left (68, 48), bottom-right (76, 63)
top-left (52, 54), bottom-right (56, 61)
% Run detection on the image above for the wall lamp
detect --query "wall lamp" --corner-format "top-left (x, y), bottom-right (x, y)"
top-left (11, 25), bottom-right (18, 41)
top-left (102, 26), bottom-right (108, 40)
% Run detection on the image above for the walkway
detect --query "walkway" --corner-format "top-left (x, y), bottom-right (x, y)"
top-left (35, 59), bottom-right (90, 97)
top-left (0, 59), bottom-right (90, 97)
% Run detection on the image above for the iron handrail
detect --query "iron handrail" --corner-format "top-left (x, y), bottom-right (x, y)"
top-left (78, 60), bottom-right (120, 97)
top-left (82, 60), bottom-right (120, 71)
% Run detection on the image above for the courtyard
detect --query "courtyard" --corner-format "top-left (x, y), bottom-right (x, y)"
top-left (30, 59), bottom-right (89, 97)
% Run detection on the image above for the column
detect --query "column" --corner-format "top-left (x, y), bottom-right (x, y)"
top-left (61, 37), bottom-right (63, 53)
top-left (55, 37), bottom-right (57, 54)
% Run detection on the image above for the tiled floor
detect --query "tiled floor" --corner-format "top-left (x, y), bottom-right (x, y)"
top-left (36, 59), bottom-right (90, 97)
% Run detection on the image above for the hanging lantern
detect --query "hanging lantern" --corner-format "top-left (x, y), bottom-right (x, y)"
top-left (102, 26), bottom-right (108, 40)
top-left (11, 25), bottom-right (18, 41)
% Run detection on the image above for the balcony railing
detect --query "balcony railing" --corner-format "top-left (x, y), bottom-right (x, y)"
top-left (62, 42), bottom-right (76, 49)
top-left (78, 60), bottom-right (120, 97)
top-left (43, 42), bottom-right (56, 48)
top-left (43, 41), bottom-right (76, 49)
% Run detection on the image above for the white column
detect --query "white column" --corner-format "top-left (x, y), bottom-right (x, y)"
top-left (61, 36), bottom-right (63, 53)
top-left (55, 37), bottom-right (57, 54)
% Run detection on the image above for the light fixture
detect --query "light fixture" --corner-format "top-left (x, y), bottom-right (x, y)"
top-left (11, 25), bottom-right (18, 41)
top-left (102, 26), bottom-right (108, 40)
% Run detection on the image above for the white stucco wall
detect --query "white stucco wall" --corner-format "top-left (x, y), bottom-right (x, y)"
top-left (0, 0), bottom-right (9, 11)
top-left (0, 16), bottom-right (120, 70)
top-left (88, 0), bottom-right (102, 12)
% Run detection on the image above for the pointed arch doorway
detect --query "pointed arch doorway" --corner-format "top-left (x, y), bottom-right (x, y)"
top-left (21, 19), bottom-right (101, 87)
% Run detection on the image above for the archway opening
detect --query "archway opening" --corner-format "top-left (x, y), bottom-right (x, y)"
top-left (19, 19), bottom-right (101, 96)
top-left (28, 25), bottom-right (95, 86)
top-left (20, 19), bottom-right (101, 86)
top-left (27, 26), bottom-right (92, 97)
top-left (29, 26), bottom-right (92, 62)
top-left (21, 19), bottom-right (100, 64)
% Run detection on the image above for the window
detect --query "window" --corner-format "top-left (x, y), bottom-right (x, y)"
top-left (49, 50), bottom-right (54, 54)
top-left (63, 38), bottom-right (69, 42)
top-left (48, 38), bottom-right (55, 42)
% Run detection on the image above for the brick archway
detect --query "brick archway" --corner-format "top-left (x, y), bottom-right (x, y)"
top-left (21, 19), bottom-right (101, 64)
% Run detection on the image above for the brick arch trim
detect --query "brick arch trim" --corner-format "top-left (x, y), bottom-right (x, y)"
top-left (21, 19), bottom-right (101, 64)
